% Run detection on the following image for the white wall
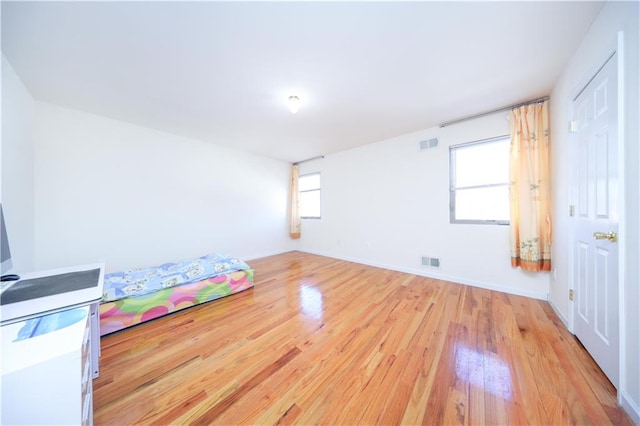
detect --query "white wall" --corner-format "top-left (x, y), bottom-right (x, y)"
top-left (1, 55), bottom-right (35, 273)
top-left (549, 1), bottom-right (639, 421)
top-left (298, 111), bottom-right (549, 300)
top-left (33, 102), bottom-right (294, 273)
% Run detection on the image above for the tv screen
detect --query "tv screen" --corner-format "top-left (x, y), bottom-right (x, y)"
top-left (1, 203), bottom-right (13, 275)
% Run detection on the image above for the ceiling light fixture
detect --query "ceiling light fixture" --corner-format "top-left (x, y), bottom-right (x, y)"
top-left (288, 95), bottom-right (300, 114)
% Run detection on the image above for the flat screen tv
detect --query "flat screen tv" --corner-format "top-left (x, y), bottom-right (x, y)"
top-left (1, 203), bottom-right (15, 277)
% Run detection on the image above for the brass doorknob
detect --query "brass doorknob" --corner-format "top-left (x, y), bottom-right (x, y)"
top-left (593, 231), bottom-right (617, 242)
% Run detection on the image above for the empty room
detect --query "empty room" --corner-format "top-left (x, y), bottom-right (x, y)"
top-left (1, 1), bottom-right (639, 425)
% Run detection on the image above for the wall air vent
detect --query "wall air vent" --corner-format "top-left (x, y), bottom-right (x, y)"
top-left (421, 256), bottom-right (440, 268)
top-left (419, 138), bottom-right (439, 151)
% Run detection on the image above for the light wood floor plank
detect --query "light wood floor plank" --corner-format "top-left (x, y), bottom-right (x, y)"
top-left (93, 251), bottom-right (632, 425)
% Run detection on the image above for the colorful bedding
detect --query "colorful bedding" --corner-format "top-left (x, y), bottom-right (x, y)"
top-left (102, 253), bottom-right (250, 302)
top-left (100, 269), bottom-right (254, 336)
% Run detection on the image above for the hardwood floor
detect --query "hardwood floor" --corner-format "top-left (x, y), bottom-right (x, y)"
top-left (94, 251), bottom-right (631, 425)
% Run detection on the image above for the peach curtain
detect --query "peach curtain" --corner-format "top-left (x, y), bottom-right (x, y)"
top-left (509, 101), bottom-right (552, 271)
top-left (289, 165), bottom-right (301, 239)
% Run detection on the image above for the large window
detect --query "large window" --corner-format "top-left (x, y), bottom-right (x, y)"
top-left (449, 135), bottom-right (510, 224)
top-left (299, 172), bottom-right (321, 219)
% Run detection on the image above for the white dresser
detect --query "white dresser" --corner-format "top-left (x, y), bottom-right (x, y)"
top-left (1, 306), bottom-right (94, 425)
top-left (0, 263), bottom-right (103, 425)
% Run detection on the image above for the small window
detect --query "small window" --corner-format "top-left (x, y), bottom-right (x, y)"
top-left (299, 172), bottom-right (321, 219)
top-left (450, 135), bottom-right (510, 224)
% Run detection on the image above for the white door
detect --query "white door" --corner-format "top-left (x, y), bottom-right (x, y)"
top-left (572, 52), bottom-right (619, 387)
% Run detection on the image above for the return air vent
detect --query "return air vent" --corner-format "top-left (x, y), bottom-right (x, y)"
top-left (419, 137), bottom-right (439, 151)
top-left (421, 256), bottom-right (440, 268)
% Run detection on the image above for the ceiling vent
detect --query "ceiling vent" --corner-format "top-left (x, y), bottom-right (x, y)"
top-left (419, 137), bottom-right (439, 151)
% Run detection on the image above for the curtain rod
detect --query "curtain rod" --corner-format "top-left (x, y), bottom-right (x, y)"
top-left (293, 155), bottom-right (325, 166)
top-left (439, 96), bottom-right (550, 128)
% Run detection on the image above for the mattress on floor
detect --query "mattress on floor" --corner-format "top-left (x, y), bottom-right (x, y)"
top-left (99, 269), bottom-right (254, 336)
top-left (102, 253), bottom-right (250, 302)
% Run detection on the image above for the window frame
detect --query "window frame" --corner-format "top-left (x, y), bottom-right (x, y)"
top-left (299, 172), bottom-right (321, 219)
top-left (449, 134), bottom-right (510, 225)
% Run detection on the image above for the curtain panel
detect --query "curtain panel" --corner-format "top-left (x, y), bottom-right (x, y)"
top-left (289, 165), bottom-right (301, 239)
top-left (509, 101), bottom-right (552, 272)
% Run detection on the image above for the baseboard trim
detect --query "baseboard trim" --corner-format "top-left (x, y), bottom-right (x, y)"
top-left (299, 249), bottom-right (547, 300)
top-left (621, 391), bottom-right (640, 425)
top-left (243, 249), bottom-right (293, 262)
top-left (548, 296), bottom-right (571, 330)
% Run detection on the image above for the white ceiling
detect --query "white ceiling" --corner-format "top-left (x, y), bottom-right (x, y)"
top-left (2, 1), bottom-right (603, 163)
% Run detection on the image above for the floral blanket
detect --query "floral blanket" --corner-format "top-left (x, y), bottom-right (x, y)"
top-left (102, 253), bottom-right (250, 302)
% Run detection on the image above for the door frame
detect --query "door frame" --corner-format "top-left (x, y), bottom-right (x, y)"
top-left (567, 30), bottom-right (626, 397)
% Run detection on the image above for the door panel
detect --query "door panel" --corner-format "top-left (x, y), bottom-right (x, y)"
top-left (572, 53), bottom-right (619, 388)
top-left (595, 129), bottom-right (609, 218)
top-left (577, 241), bottom-right (589, 321)
top-left (594, 246), bottom-right (609, 342)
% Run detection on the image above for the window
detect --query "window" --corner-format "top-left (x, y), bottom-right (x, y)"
top-left (449, 135), bottom-right (510, 224)
top-left (299, 172), bottom-right (321, 219)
